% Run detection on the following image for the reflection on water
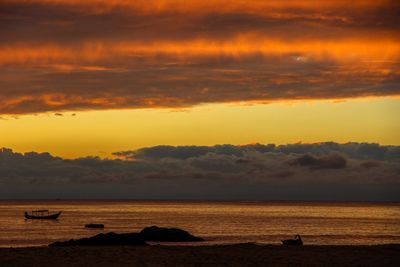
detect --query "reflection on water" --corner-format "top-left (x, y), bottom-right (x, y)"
top-left (0, 200), bottom-right (399, 247)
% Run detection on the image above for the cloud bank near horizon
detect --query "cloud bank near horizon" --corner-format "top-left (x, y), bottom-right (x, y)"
top-left (1, 142), bottom-right (399, 200)
top-left (1, 0), bottom-right (399, 114)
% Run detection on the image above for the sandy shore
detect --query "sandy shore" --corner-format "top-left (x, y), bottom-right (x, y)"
top-left (0, 244), bottom-right (399, 267)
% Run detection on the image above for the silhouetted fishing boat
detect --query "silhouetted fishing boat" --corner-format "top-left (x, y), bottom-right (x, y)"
top-left (24, 210), bottom-right (62, 220)
top-left (85, 223), bottom-right (105, 229)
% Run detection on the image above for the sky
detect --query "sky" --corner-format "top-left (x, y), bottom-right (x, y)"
top-left (0, 0), bottom-right (399, 200)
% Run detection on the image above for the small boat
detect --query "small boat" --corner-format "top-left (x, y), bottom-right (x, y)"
top-left (85, 223), bottom-right (105, 229)
top-left (24, 210), bottom-right (62, 220)
top-left (282, 234), bottom-right (303, 246)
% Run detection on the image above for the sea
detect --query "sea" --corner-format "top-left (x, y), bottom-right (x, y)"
top-left (0, 200), bottom-right (399, 247)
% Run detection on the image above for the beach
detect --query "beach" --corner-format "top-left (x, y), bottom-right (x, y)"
top-left (1, 201), bottom-right (399, 266)
top-left (1, 244), bottom-right (399, 267)
top-left (2, 200), bottom-right (399, 247)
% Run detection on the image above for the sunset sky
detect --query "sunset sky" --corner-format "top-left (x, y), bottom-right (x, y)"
top-left (0, 0), bottom-right (399, 199)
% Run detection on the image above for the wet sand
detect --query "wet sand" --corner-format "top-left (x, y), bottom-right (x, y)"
top-left (0, 244), bottom-right (399, 267)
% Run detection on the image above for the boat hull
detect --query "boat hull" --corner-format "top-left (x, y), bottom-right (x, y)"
top-left (24, 211), bottom-right (62, 220)
top-left (85, 223), bottom-right (105, 229)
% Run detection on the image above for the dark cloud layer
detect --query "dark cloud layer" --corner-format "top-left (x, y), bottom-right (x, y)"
top-left (114, 142), bottom-right (400, 161)
top-left (1, 142), bottom-right (399, 200)
top-left (290, 154), bottom-right (347, 169)
top-left (2, 1), bottom-right (399, 44)
top-left (0, 0), bottom-right (399, 114)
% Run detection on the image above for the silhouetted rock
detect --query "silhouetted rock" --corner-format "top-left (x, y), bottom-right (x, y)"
top-left (140, 226), bottom-right (204, 242)
top-left (49, 232), bottom-right (147, 247)
top-left (49, 226), bottom-right (203, 247)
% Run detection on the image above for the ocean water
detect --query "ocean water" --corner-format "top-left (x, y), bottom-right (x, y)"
top-left (0, 200), bottom-right (399, 247)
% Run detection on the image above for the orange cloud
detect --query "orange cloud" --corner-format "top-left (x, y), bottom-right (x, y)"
top-left (1, 38), bottom-right (399, 65)
top-left (0, 0), bottom-right (399, 114)
top-left (4, 0), bottom-right (393, 14)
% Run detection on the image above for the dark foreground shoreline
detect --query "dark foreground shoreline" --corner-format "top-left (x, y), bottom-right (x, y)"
top-left (1, 244), bottom-right (399, 267)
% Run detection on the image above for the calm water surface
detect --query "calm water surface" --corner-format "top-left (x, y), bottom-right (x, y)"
top-left (0, 200), bottom-right (399, 247)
